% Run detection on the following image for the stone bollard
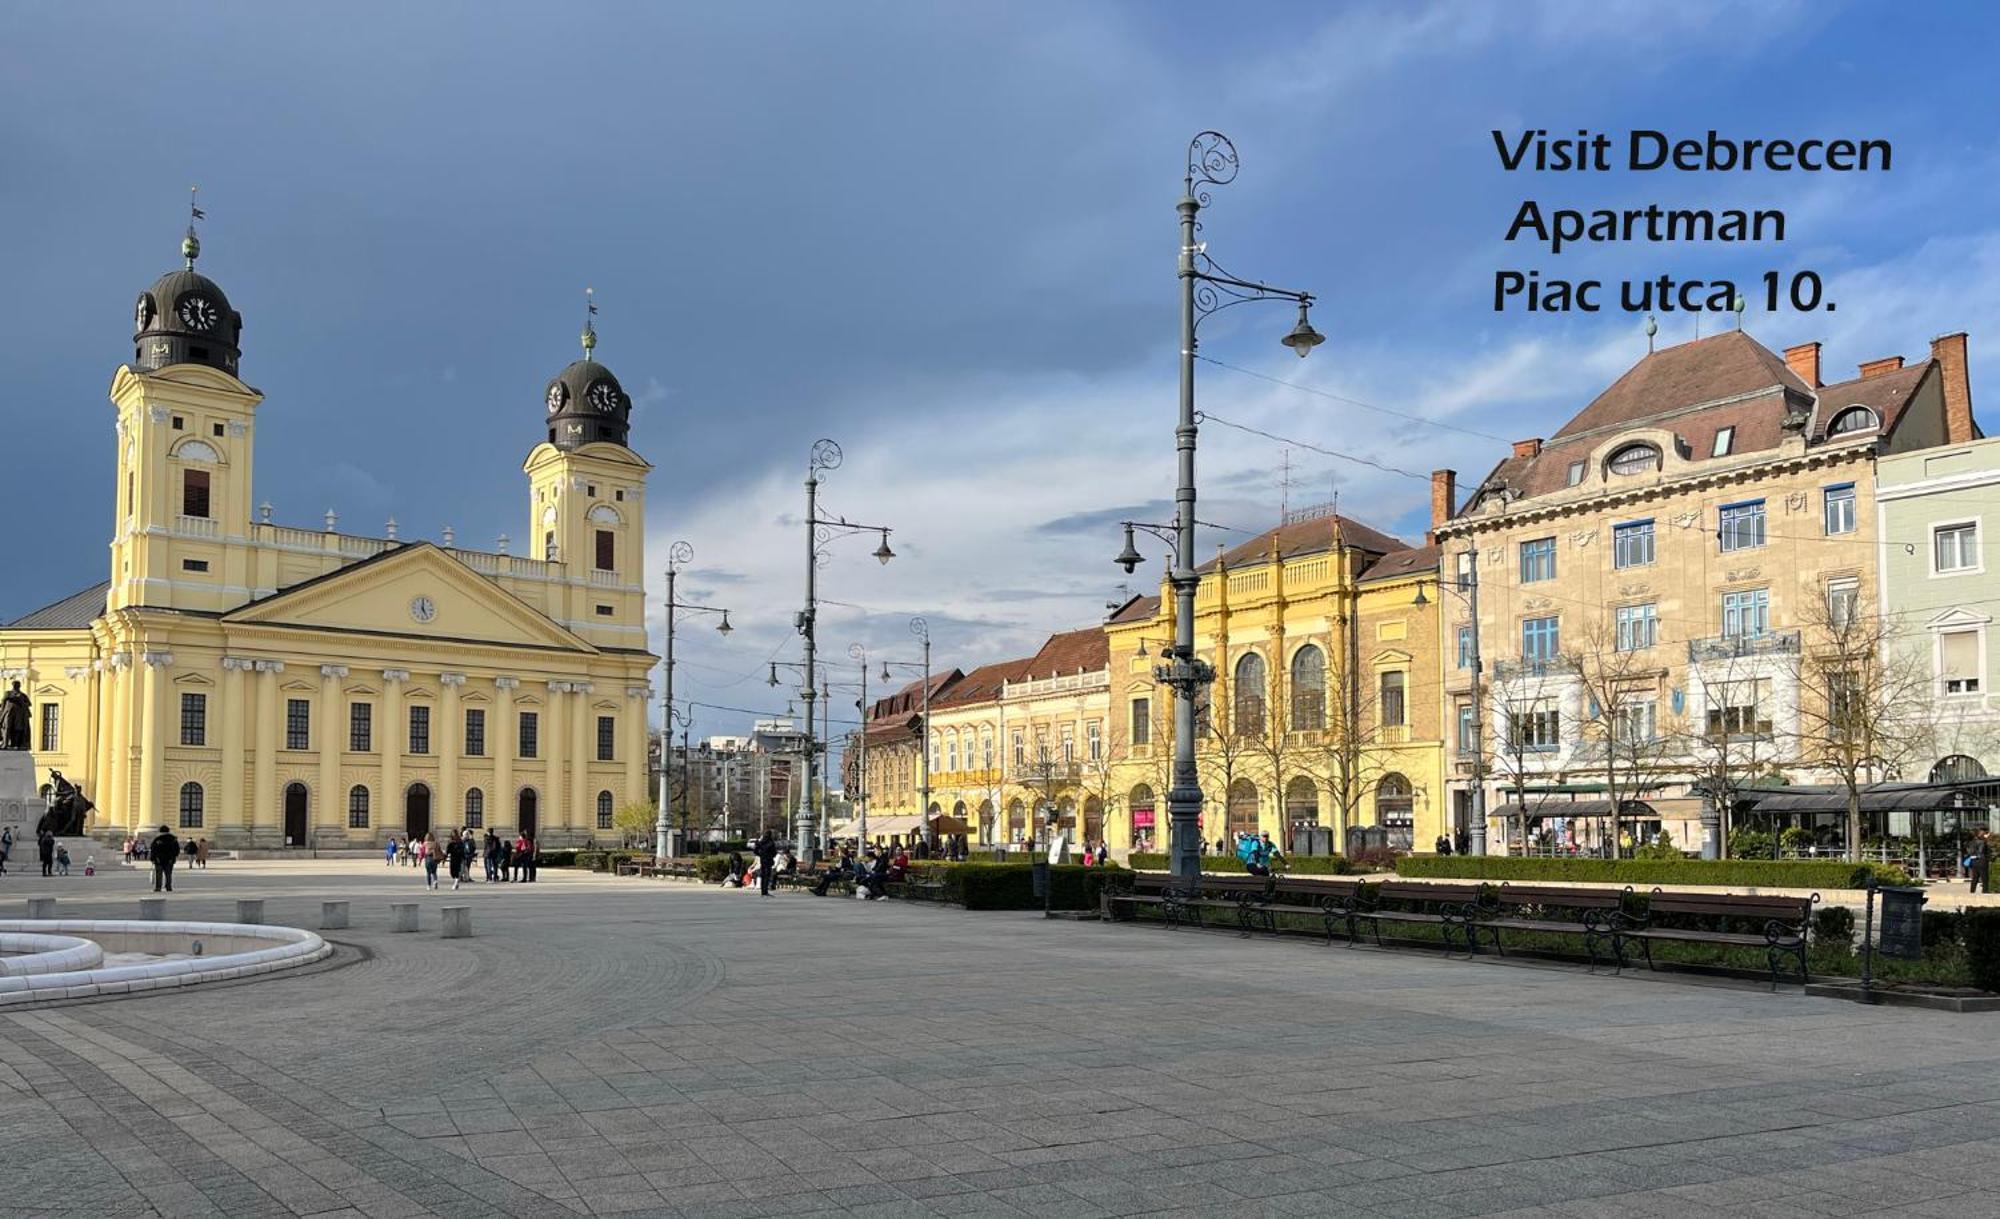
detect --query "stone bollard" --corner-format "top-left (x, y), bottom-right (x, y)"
top-left (440, 905), bottom-right (471, 939)
top-left (390, 902), bottom-right (419, 932)
top-left (25, 897), bottom-right (55, 920)
top-left (320, 900), bottom-right (349, 930)
top-left (139, 897), bottom-right (166, 921)
top-left (235, 899), bottom-right (265, 925)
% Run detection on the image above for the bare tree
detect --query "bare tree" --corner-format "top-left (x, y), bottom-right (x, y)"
top-left (1566, 622), bottom-right (1687, 857)
top-left (1301, 639), bottom-right (1394, 849)
top-left (1792, 588), bottom-right (1940, 860)
top-left (1685, 650), bottom-right (1793, 859)
top-left (1486, 662), bottom-right (1564, 856)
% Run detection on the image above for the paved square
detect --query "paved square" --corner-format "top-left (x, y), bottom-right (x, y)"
top-left (1, 860), bottom-right (1996, 1217)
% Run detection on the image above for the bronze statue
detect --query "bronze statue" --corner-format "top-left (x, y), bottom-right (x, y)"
top-left (38, 770), bottom-right (91, 837)
top-left (0, 680), bottom-right (28, 751)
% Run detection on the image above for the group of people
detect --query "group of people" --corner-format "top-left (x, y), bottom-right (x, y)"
top-left (124, 834), bottom-right (209, 868)
top-left (386, 830), bottom-right (539, 889)
top-left (34, 828), bottom-right (76, 876)
top-left (720, 832), bottom-right (794, 895)
top-left (809, 844), bottom-right (903, 899)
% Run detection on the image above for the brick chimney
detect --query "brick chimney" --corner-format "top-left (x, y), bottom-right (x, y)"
top-left (1511, 438), bottom-right (1542, 460)
top-left (1428, 469), bottom-right (1457, 543)
top-left (1932, 331), bottom-right (1976, 443)
top-left (1783, 341), bottom-right (1822, 388)
top-left (1858, 356), bottom-right (1905, 379)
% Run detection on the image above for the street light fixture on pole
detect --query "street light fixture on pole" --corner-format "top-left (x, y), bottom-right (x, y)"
top-left (879, 616), bottom-right (933, 846)
top-left (1412, 553), bottom-right (1485, 856)
top-left (657, 540), bottom-right (732, 860)
top-left (794, 438), bottom-right (896, 865)
top-left (1116, 131), bottom-right (1323, 888)
top-left (848, 642), bottom-right (871, 848)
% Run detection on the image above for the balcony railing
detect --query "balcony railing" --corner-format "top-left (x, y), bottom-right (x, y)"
top-left (1688, 629), bottom-right (1800, 663)
top-left (174, 514), bottom-right (219, 538)
top-left (1491, 656), bottom-right (1578, 681)
top-left (1009, 760), bottom-right (1082, 784)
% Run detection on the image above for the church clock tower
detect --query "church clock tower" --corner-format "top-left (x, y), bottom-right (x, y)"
top-left (522, 297), bottom-right (651, 645)
top-left (108, 215), bottom-right (261, 615)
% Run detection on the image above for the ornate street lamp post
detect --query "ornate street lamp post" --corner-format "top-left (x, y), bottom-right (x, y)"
top-left (1117, 132), bottom-right (1323, 887)
top-left (657, 540), bottom-right (732, 859)
top-left (791, 438), bottom-right (896, 865)
top-left (1412, 554), bottom-right (1485, 856)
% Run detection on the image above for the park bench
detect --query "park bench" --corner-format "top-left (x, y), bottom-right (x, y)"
top-left (1456, 884), bottom-right (1631, 966)
top-left (661, 861), bottom-right (701, 882)
top-left (615, 859), bottom-right (661, 879)
top-left (1334, 881), bottom-right (1480, 952)
top-left (1235, 876), bottom-right (1365, 941)
top-left (1163, 876), bottom-right (1276, 929)
top-left (1103, 873), bottom-right (1174, 920)
top-left (886, 874), bottom-right (948, 903)
top-left (1602, 891), bottom-right (1817, 990)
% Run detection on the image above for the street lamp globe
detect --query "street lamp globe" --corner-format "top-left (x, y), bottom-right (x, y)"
top-left (1281, 304), bottom-right (1325, 358)
top-left (716, 610), bottom-right (734, 635)
top-left (873, 531), bottom-right (896, 564)
top-left (1114, 523), bottom-right (1144, 574)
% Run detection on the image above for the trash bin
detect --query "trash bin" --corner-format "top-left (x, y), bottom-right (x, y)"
top-left (1031, 860), bottom-right (1049, 899)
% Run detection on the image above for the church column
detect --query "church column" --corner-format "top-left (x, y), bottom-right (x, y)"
top-left (219, 658), bottom-right (248, 834)
top-left (103, 654), bottom-right (132, 829)
top-left (252, 660), bottom-right (283, 840)
top-left (381, 669), bottom-right (408, 832)
top-left (318, 666), bottom-right (347, 833)
top-left (136, 651), bottom-right (173, 832)
top-left (570, 682), bottom-right (593, 839)
top-left (624, 685), bottom-right (649, 824)
top-left (544, 680), bottom-right (567, 837)
top-left (91, 656), bottom-right (119, 819)
top-left (439, 672), bottom-right (465, 829)
top-left (494, 676), bottom-right (517, 831)
top-left (65, 665), bottom-right (98, 802)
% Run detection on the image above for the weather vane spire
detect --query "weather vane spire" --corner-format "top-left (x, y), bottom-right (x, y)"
top-left (183, 185), bottom-right (205, 269)
top-left (581, 286), bottom-right (598, 358)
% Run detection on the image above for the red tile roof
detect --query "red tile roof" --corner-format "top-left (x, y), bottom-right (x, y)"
top-left (1199, 514), bottom-right (1408, 572)
top-left (1019, 626), bottom-right (1108, 679)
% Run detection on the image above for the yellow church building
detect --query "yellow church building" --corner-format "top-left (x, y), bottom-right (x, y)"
top-left (0, 226), bottom-right (656, 847)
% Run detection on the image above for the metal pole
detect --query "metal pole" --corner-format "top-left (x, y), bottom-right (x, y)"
top-left (857, 653), bottom-right (869, 849)
top-left (797, 470), bottom-right (821, 864)
top-left (919, 628), bottom-right (931, 847)
top-left (1167, 174), bottom-right (1206, 888)
top-left (655, 564), bottom-right (676, 860)
top-left (820, 673), bottom-right (832, 858)
top-left (1465, 556), bottom-right (1487, 856)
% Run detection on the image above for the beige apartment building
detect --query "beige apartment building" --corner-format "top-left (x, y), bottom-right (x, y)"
top-left (1436, 329), bottom-right (1978, 856)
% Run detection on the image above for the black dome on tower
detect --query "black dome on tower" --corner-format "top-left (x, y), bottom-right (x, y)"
top-left (132, 225), bottom-right (242, 375)
top-left (543, 301), bottom-right (631, 450)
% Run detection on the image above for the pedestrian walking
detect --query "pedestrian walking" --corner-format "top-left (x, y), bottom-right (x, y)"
top-left (445, 830), bottom-right (464, 891)
top-left (755, 831), bottom-right (778, 897)
top-left (483, 830), bottom-right (500, 881)
top-left (1, 825), bottom-right (13, 875)
top-left (149, 825), bottom-right (181, 892)
top-left (384, 835), bottom-right (398, 866)
top-left (421, 833), bottom-right (440, 890)
top-left (38, 828), bottom-right (55, 877)
top-left (497, 836), bottom-right (513, 881)
top-left (521, 833), bottom-right (537, 882)
top-left (54, 844), bottom-right (70, 876)
top-left (195, 838), bottom-right (210, 869)
top-left (1971, 829), bottom-right (1992, 894)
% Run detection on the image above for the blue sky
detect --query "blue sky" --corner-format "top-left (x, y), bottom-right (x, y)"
top-left (5, 1), bottom-right (1999, 747)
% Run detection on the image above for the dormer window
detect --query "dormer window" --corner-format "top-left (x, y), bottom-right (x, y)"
top-left (1566, 460), bottom-right (1585, 486)
top-left (1606, 443), bottom-right (1661, 476)
top-left (1828, 406), bottom-right (1880, 436)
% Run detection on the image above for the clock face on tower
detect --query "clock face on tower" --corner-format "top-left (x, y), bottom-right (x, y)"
top-left (586, 380), bottom-right (620, 413)
top-left (409, 595), bottom-right (437, 623)
top-left (134, 294), bottom-right (153, 330)
top-left (176, 293), bottom-right (219, 331)
top-left (546, 381), bottom-right (567, 414)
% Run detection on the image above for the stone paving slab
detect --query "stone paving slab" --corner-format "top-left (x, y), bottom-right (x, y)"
top-left (0, 860), bottom-right (1994, 1216)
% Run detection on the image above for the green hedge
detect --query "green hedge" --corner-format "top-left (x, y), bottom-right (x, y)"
top-left (695, 855), bottom-right (733, 883)
top-left (913, 863), bottom-right (1130, 911)
top-left (1967, 909), bottom-right (2000, 992)
top-left (1395, 855), bottom-right (1910, 890)
top-left (537, 850), bottom-right (579, 868)
top-left (1128, 852), bottom-right (1353, 875)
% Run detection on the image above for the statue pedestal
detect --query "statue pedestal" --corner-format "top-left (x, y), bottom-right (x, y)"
top-left (0, 751), bottom-right (43, 834)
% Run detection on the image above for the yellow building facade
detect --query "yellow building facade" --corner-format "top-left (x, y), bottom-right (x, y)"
top-left (0, 235), bottom-right (656, 847)
top-left (1102, 511), bottom-right (1447, 855)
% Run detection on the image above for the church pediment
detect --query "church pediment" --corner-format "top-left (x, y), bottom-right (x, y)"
top-left (223, 542), bottom-right (599, 655)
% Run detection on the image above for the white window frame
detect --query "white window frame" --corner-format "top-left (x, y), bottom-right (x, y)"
top-left (1936, 626), bottom-right (1986, 698)
top-left (1612, 519), bottom-right (1654, 569)
top-left (1826, 578), bottom-right (1860, 630)
top-left (1931, 518), bottom-right (1983, 578)
top-left (1721, 588), bottom-right (1770, 639)
top-left (1823, 483), bottom-right (1857, 536)
top-left (1614, 603), bottom-right (1658, 652)
top-left (1718, 500), bottom-right (1766, 553)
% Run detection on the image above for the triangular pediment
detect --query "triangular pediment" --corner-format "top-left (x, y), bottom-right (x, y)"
top-left (224, 542), bottom-right (599, 654)
top-left (1927, 607), bottom-right (1992, 630)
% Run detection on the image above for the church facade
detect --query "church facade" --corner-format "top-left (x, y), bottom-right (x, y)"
top-left (0, 227), bottom-right (656, 847)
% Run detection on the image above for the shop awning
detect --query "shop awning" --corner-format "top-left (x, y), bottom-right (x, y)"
top-left (1492, 799), bottom-right (1623, 820)
top-left (834, 814), bottom-right (923, 839)
top-left (1747, 786), bottom-right (1973, 815)
top-left (928, 814), bottom-right (969, 835)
